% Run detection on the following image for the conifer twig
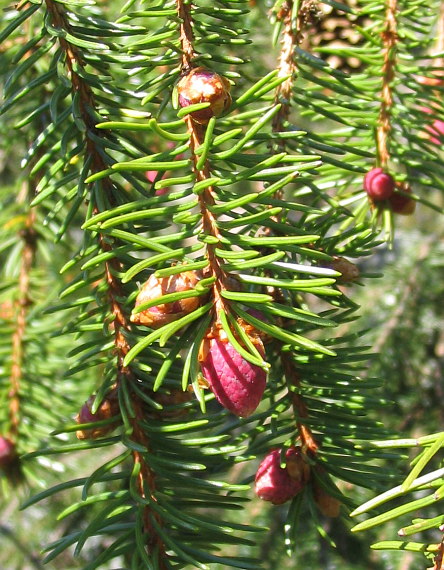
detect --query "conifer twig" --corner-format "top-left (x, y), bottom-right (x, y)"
top-left (9, 193), bottom-right (36, 441)
top-left (176, 0), bottom-right (228, 320)
top-left (433, 533), bottom-right (444, 570)
top-left (271, 0), bottom-right (312, 153)
top-left (43, 1), bottom-right (165, 561)
top-left (282, 353), bottom-right (319, 454)
top-left (377, 0), bottom-right (398, 168)
top-left (270, 0), bottom-right (319, 454)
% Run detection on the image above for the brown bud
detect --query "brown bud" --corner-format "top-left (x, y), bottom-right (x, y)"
top-left (313, 481), bottom-right (341, 517)
top-left (286, 446), bottom-right (311, 484)
top-left (76, 392), bottom-right (119, 440)
top-left (131, 271), bottom-right (203, 329)
top-left (328, 256), bottom-right (360, 283)
top-left (177, 67), bottom-right (231, 124)
top-left (389, 183), bottom-right (416, 216)
top-left (150, 388), bottom-right (193, 418)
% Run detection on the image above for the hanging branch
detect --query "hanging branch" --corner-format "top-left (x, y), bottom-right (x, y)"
top-left (176, 0), bottom-right (228, 321)
top-left (271, 0), bottom-right (313, 150)
top-left (269, 0), bottom-right (319, 456)
top-left (376, 0), bottom-right (398, 168)
top-left (43, 0), bottom-right (165, 560)
top-left (8, 192), bottom-right (36, 442)
top-left (271, 0), bottom-right (298, 150)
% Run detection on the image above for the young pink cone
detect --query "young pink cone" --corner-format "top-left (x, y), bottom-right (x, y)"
top-left (131, 271), bottom-right (202, 329)
top-left (199, 336), bottom-right (266, 417)
top-left (363, 167), bottom-right (395, 201)
top-left (255, 446), bottom-right (309, 505)
top-left (420, 107), bottom-right (444, 146)
top-left (177, 67), bottom-right (231, 124)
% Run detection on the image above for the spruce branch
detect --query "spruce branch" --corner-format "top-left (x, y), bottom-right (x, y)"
top-left (271, 0), bottom-right (299, 147)
top-left (43, 0), bottom-right (165, 559)
top-left (376, 0), bottom-right (398, 168)
top-left (1, 0), bottom-right (443, 567)
top-left (9, 191), bottom-right (36, 442)
top-left (269, 0), bottom-right (321, 456)
top-left (176, 0), bottom-right (230, 320)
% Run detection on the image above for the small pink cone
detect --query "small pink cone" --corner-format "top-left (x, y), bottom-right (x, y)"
top-left (200, 337), bottom-right (266, 417)
top-left (255, 447), bottom-right (309, 505)
top-left (363, 168), bottom-right (395, 201)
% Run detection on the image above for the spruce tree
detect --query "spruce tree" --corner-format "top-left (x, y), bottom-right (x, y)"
top-left (0, 0), bottom-right (443, 568)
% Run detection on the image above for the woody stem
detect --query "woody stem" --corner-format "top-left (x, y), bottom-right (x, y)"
top-left (177, 0), bottom-right (228, 320)
top-left (44, 0), bottom-right (164, 560)
top-left (377, 0), bottom-right (398, 168)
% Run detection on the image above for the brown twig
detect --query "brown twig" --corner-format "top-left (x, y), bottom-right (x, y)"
top-left (271, 0), bottom-right (316, 149)
top-left (8, 204), bottom-right (36, 441)
top-left (271, 0), bottom-right (298, 151)
top-left (270, 0), bottom-right (319, 454)
top-left (44, 0), bottom-right (164, 562)
top-left (376, 0), bottom-right (398, 168)
top-left (176, 0), bottom-right (228, 322)
top-left (281, 352), bottom-right (319, 454)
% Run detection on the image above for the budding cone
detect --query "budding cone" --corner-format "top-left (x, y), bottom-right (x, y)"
top-left (313, 481), bottom-right (341, 517)
top-left (255, 446), bottom-right (309, 505)
top-left (388, 186), bottom-right (416, 216)
top-left (131, 271), bottom-right (202, 329)
top-left (200, 336), bottom-right (266, 417)
top-left (177, 67), bottom-right (231, 124)
top-left (363, 167), bottom-right (395, 201)
top-left (328, 256), bottom-right (360, 283)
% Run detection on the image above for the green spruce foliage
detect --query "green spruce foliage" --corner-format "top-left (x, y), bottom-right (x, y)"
top-left (0, 0), bottom-right (443, 568)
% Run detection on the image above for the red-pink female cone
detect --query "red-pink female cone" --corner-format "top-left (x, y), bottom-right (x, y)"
top-left (363, 167), bottom-right (395, 201)
top-left (255, 446), bottom-right (310, 505)
top-left (199, 336), bottom-right (266, 417)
